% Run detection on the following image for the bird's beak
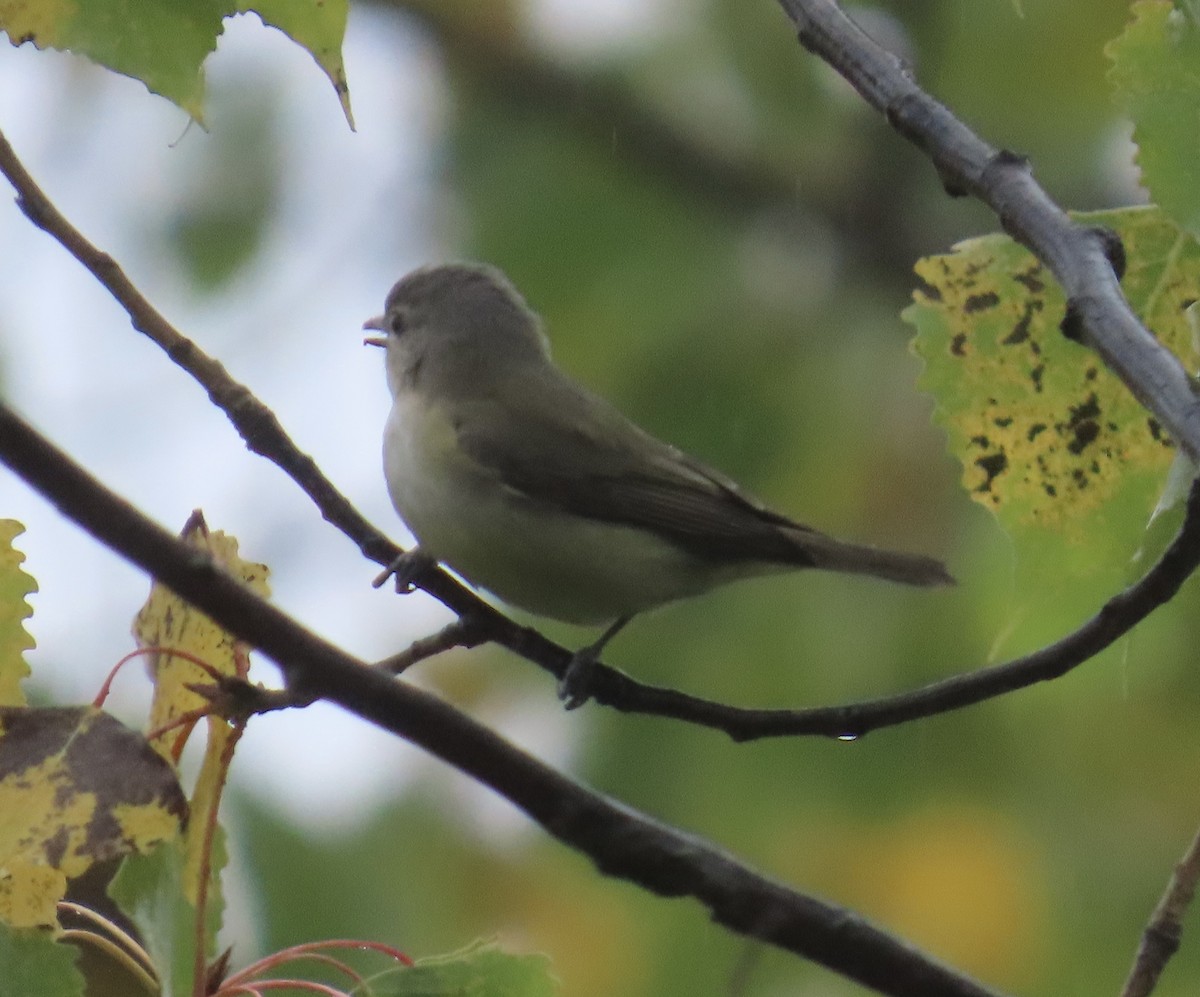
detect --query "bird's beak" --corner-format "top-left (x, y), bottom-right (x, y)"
top-left (362, 316), bottom-right (387, 348)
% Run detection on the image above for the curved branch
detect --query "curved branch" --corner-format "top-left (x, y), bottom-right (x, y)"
top-left (0, 125), bottom-right (565, 672)
top-left (1121, 822), bottom-right (1200, 997)
top-left (586, 480), bottom-right (1200, 738)
top-left (777, 0), bottom-right (1200, 463)
top-left (3, 124), bottom-right (1200, 743)
top-left (0, 402), bottom-right (1007, 997)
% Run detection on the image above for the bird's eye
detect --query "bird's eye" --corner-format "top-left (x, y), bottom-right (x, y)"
top-left (388, 311), bottom-right (406, 336)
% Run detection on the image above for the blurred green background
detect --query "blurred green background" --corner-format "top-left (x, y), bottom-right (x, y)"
top-left (6, 0), bottom-right (1200, 994)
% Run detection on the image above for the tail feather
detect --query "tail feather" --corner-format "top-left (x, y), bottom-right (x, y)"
top-left (791, 529), bottom-right (954, 587)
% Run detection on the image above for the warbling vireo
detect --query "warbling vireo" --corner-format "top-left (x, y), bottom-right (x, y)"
top-left (365, 263), bottom-right (952, 706)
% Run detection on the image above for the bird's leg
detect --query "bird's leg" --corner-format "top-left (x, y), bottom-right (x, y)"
top-left (372, 547), bottom-right (436, 593)
top-left (558, 615), bottom-right (632, 710)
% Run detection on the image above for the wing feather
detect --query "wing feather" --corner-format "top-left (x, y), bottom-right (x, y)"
top-left (452, 377), bottom-right (816, 566)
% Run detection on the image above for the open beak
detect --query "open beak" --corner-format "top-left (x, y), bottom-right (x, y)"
top-left (362, 316), bottom-right (387, 348)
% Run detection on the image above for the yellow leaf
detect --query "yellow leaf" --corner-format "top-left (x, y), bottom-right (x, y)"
top-left (0, 520), bottom-right (36, 708)
top-left (0, 866), bottom-right (66, 929)
top-left (907, 206), bottom-right (1200, 642)
top-left (0, 706), bottom-right (185, 928)
top-left (908, 207), bottom-right (1197, 541)
top-left (133, 510), bottom-right (269, 760)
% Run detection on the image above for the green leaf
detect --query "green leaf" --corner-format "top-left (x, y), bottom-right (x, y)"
top-left (369, 939), bottom-right (558, 996)
top-left (0, 0), bottom-right (224, 120)
top-left (0, 520), bottom-right (35, 708)
top-left (906, 206), bottom-right (1200, 609)
top-left (1107, 0), bottom-right (1200, 237)
top-left (0, 922), bottom-right (85, 997)
top-left (108, 833), bottom-right (225, 997)
top-left (242, 0), bottom-right (353, 128)
top-left (0, 0), bottom-right (352, 125)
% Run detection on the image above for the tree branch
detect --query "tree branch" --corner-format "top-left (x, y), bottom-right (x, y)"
top-left (776, 0), bottom-right (1200, 464)
top-left (0, 125), bottom-right (573, 678)
top-left (375, 617), bottom-right (489, 675)
top-left (3, 122), bottom-right (1200, 742)
top-left (0, 128), bottom-right (398, 573)
top-left (585, 479), bottom-right (1200, 737)
top-left (1121, 823), bottom-right (1200, 997)
top-left (0, 401), bottom-right (1007, 997)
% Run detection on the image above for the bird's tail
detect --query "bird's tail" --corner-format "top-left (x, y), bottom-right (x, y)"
top-left (790, 529), bottom-right (954, 587)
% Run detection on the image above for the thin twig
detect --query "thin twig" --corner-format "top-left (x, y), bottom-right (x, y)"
top-left (777, 0), bottom-right (1200, 462)
top-left (0, 128), bottom-right (398, 574)
top-left (3, 122), bottom-right (1199, 741)
top-left (586, 478), bottom-right (1200, 739)
top-left (199, 619), bottom-right (487, 715)
top-left (0, 126), bottom-right (566, 675)
top-left (1121, 823), bottom-right (1200, 997)
top-left (374, 616), bottom-right (487, 675)
top-left (0, 402), bottom-right (1007, 997)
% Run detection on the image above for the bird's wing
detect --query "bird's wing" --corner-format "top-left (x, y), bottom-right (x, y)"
top-left (452, 377), bottom-right (816, 566)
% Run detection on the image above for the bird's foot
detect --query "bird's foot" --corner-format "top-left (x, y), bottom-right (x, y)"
top-left (558, 648), bottom-right (599, 710)
top-left (556, 615), bottom-right (632, 710)
top-left (372, 548), bottom-right (435, 593)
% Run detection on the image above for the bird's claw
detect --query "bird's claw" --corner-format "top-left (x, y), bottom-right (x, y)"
top-left (556, 615), bottom-right (631, 710)
top-left (372, 549), bottom-right (435, 594)
top-left (557, 649), bottom-right (598, 710)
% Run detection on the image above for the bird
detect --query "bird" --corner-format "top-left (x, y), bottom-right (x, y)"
top-left (364, 263), bottom-right (952, 706)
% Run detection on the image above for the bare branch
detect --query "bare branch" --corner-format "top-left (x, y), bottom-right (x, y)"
top-left (0, 125), bottom-right (574, 676)
top-left (374, 616), bottom-right (488, 675)
top-left (0, 401), bottom-right (1008, 997)
top-left (776, 0), bottom-right (1200, 463)
top-left (1121, 824), bottom-right (1200, 997)
top-left (3, 123), bottom-right (1200, 741)
top-left (0, 129), bottom-right (399, 574)
top-left (592, 482), bottom-right (1200, 740)
top-left (207, 617), bottom-right (489, 714)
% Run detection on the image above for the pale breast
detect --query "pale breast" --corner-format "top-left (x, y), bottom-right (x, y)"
top-left (382, 392), bottom-right (464, 550)
top-left (381, 393), bottom-right (733, 624)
